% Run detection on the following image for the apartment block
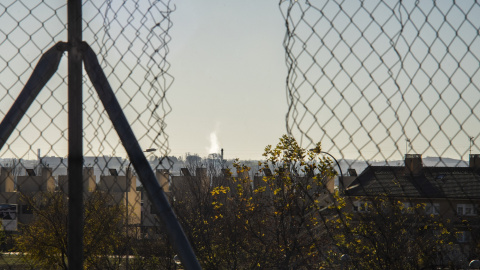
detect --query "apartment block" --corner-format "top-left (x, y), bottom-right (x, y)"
top-left (58, 167), bottom-right (96, 193)
top-left (17, 167), bottom-right (55, 194)
top-left (97, 168), bottom-right (141, 226)
top-left (141, 169), bottom-right (170, 232)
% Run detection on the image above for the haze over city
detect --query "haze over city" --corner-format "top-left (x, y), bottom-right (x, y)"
top-left (0, 0), bottom-right (478, 164)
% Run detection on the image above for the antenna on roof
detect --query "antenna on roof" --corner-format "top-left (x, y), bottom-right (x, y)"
top-left (470, 137), bottom-right (475, 155)
top-left (405, 138), bottom-right (410, 155)
top-left (405, 138), bottom-right (415, 155)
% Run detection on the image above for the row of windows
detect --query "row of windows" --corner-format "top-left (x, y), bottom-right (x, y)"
top-left (352, 201), bottom-right (475, 243)
top-left (425, 203), bottom-right (440, 215)
top-left (457, 204), bottom-right (477, 216)
top-left (456, 231), bottom-right (472, 243)
top-left (352, 201), bottom-right (436, 213)
top-left (352, 201), bottom-right (477, 216)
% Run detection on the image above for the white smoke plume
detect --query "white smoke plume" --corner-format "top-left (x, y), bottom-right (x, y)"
top-left (207, 132), bottom-right (221, 154)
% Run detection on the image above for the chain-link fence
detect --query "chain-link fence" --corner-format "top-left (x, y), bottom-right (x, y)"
top-left (281, 0), bottom-right (480, 163)
top-left (1, 0), bottom-right (480, 269)
top-left (279, 0), bottom-right (480, 269)
top-left (0, 0), bottom-right (173, 160)
top-left (0, 0), bottom-right (190, 269)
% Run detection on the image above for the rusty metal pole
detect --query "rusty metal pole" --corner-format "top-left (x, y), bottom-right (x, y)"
top-left (0, 43), bottom-right (65, 149)
top-left (67, 0), bottom-right (84, 269)
top-left (83, 44), bottom-right (202, 270)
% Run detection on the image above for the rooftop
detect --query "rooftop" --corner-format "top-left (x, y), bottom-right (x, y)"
top-left (345, 158), bottom-right (480, 199)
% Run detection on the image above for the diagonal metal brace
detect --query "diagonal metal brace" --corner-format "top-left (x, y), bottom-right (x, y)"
top-left (82, 42), bottom-right (201, 270)
top-left (0, 42), bottom-right (68, 150)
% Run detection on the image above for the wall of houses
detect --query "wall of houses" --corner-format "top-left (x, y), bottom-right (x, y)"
top-left (0, 166), bottom-right (142, 231)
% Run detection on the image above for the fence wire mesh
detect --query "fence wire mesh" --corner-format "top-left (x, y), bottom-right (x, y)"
top-left (0, 0), bottom-right (177, 268)
top-left (1, 0), bottom-right (480, 269)
top-left (282, 0), bottom-right (480, 162)
top-left (279, 0), bottom-right (480, 269)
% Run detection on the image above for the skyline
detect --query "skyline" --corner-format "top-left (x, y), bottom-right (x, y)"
top-left (0, 1), bottom-right (478, 163)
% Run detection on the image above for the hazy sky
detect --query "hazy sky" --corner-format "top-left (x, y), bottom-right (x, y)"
top-left (0, 0), bottom-right (288, 161)
top-left (166, 0), bottom-right (288, 160)
top-left (0, 1), bottom-right (479, 163)
top-left (164, 0), bottom-right (480, 162)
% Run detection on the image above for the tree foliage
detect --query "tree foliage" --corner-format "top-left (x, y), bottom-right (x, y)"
top-left (325, 195), bottom-right (461, 269)
top-left (151, 134), bottom-right (473, 269)
top-left (171, 135), bottom-right (338, 269)
top-left (16, 191), bottom-right (125, 269)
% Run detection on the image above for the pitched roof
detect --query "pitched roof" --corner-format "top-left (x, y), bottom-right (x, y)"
top-left (344, 166), bottom-right (480, 199)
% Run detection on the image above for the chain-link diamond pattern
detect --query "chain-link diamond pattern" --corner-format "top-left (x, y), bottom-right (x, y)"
top-left (0, 1), bottom-right (175, 267)
top-left (280, 1), bottom-right (480, 268)
top-left (281, 0), bottom-right (480, 163)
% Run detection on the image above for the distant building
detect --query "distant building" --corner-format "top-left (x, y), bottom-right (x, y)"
top-left (344, 154), bottom-right (480, 265)
top-left (17, 167), bottom-right (55, 193)
top-left (0, 167), bottom-right (17, 230)
top-left (58, 167), bottom-right (97, 193)
top-left (96, 168), bottom-right (141, 227)
top-left (0, 165), bottom-right (142, 233)
top-left (141, 169), bottom-right (170, 232)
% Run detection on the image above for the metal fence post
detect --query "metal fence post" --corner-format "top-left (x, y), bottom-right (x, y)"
top-left (0, 43), bottom-right (65, 150)
top-left (83, 43), bottom-right (201, 270)
top-left (67, 0), bottom-right (84, 269)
